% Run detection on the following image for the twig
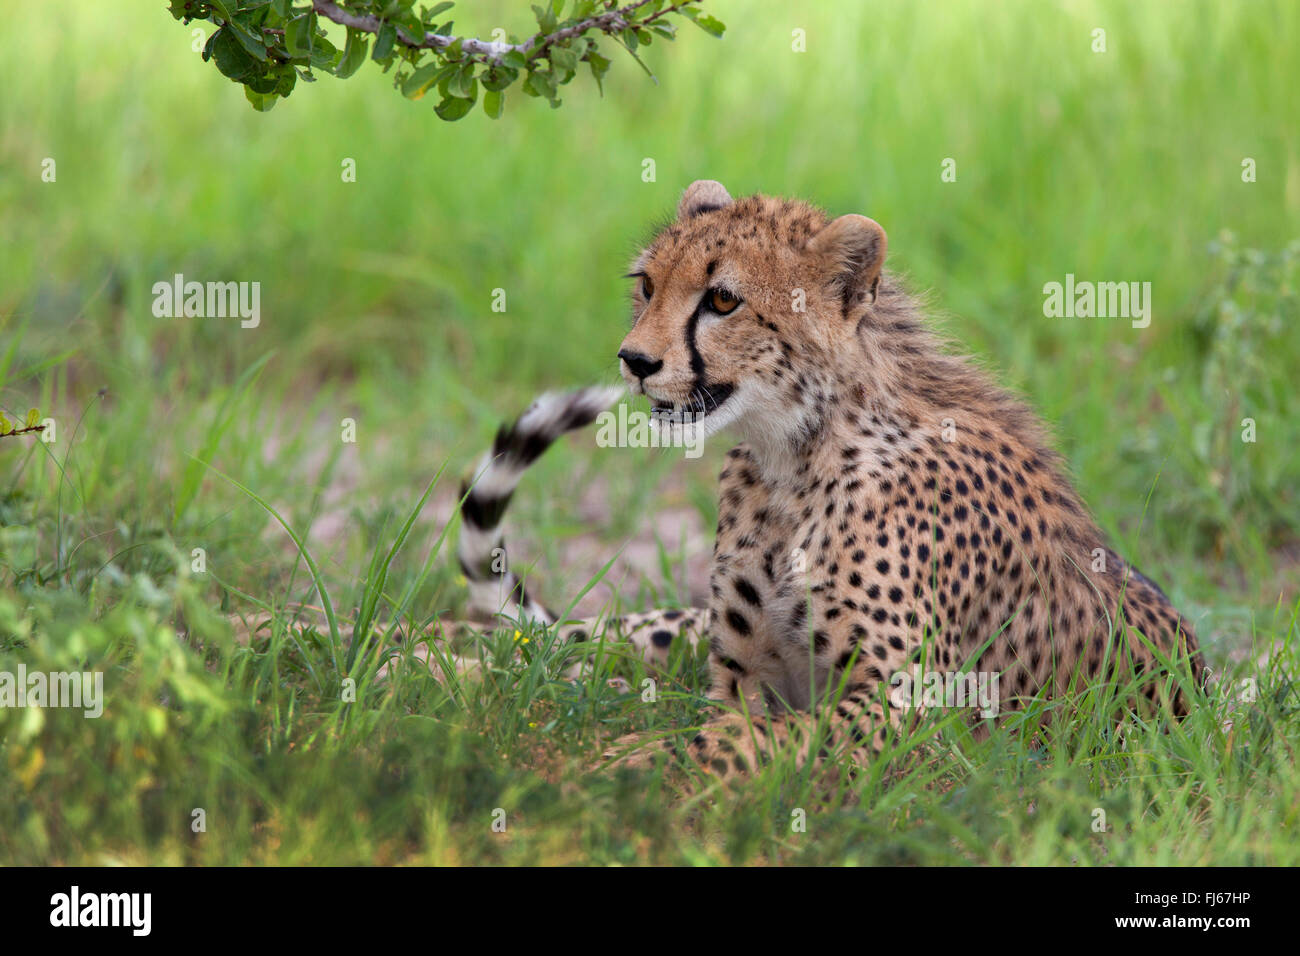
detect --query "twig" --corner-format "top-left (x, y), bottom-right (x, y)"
top-left (0, 424), bottom-right (45, 440)
top-left (310, 0), bottom-right (693, 65)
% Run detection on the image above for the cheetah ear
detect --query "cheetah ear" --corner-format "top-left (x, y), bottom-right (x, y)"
top-left (807, 214), bottom-right (887, 309)
top-left (678, 180), bottom-right (732, 219)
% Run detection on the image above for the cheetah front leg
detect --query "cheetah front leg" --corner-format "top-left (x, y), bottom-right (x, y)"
top-left (557, 606), bottom-right (710, 678)
top-left (603, 683), bottom-right (905, 779)
top-left (603, 599), bottom-right (938, 778)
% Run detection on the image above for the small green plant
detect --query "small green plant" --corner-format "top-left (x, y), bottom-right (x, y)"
top-left (170, 0), bottom-right (726, 115)
top-left (0, 408), bottom-right (43, 439)
top-left (1173, 234), bottom-right (1298, 557)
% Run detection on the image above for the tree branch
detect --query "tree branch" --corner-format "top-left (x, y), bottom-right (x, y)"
top-left (0, 423), bottom-right (45, 440)
top-left (310, 0), bottom-right (689, 64)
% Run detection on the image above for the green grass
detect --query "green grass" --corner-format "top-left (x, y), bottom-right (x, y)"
top-left (1, 0), bottom-right (1298, 864)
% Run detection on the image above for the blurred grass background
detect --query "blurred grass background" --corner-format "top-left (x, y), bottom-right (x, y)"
top-left (0, 0), bottom-right (1298, 863)
top-left (4, 0), bottom-right (1297, 580)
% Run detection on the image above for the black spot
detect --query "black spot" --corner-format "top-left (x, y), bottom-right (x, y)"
top-left (726, 609), bottom-right (752, 636)
top-left (734, 577), bottom-right (762, 607)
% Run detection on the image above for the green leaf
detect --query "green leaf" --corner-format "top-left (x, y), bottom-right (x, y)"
top-left (524, 69), bottom-right (556, 99)
top-left (501, 50), bottom-right (527, 70)
top-left (619, 40), bottom-right (655, 80)
top-left (689, 14), bottom-right (726, 38)
top-left (434, 96), bottom-right (474, 121)
top-left (271, 0), bottom-right (293, 17)
top-left (401, 60), bottom-right (448, 98)
top-left (275, 68), bottom-right (298, 96)
top-left (308, 33), bottom-right (338, 69)
top-left (480, 65), bottom-right (516, 92)
top-left (550, 45), bottom-right (577, 72)
top-left (588, 50), bottom-right (610, 92)
top-left (427, 1), bottom-right (455, 18)
top-left (532, 3), bottom-right (558, 33)
top-left (0, 413), bottom-right (11, 436)
top-left (246, 71), bottom-right (279, 94)
top-left (211, 28), bottom-right (259, 81)
top-left (483, 88), bottom-right (503, 119)
top-left (245, 87), bottom-right (279, 111)
top-left (284, 13), bottom-right (313, 57)
top-left (336, 27), bottom-right (368, 78)
top-left (228, 17), bottom-right (270, 61)
top-left (25, 409), bottom-right (39, 429)
top-left (449, 63), bottom-right (476, 97)
top-left (399, 11), bottom-right (424, 41)
top-left (372, 21), bottom-right (397, 60)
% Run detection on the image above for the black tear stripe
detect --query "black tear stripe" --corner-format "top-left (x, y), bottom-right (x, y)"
top-left (677, 299), bottom-right (737, 419)
top-left (685, 298), bottom-right (708, 386)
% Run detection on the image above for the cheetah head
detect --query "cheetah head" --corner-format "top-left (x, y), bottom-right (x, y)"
top-left (617, 180), bottom-right (887, 454)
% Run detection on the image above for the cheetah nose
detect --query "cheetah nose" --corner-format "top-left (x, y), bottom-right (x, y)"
top-left (618, 349), bottom-right (664, 380)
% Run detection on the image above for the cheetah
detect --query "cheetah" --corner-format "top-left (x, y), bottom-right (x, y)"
top-left (445, 179), bottom-right (1205, 778)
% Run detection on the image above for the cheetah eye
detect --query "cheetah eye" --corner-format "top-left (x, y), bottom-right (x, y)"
top-left (641, 274), bottom-right (655, 299)
top-left (708, 287), bottom-right (741, 315)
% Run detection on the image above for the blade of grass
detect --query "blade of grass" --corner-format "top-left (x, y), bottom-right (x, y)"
top-left (193, 455), bottom-right (342, 674)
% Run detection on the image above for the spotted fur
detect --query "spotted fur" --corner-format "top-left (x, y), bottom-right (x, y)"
top-left (444, 181), bottom-right (1206, 779)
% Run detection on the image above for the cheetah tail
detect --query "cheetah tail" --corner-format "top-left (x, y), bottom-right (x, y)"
top-left (457, 385), bottom-right (624, 626)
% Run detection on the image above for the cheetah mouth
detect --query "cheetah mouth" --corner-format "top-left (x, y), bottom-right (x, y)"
top-left (649, 383), bottom-right (735, 425)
